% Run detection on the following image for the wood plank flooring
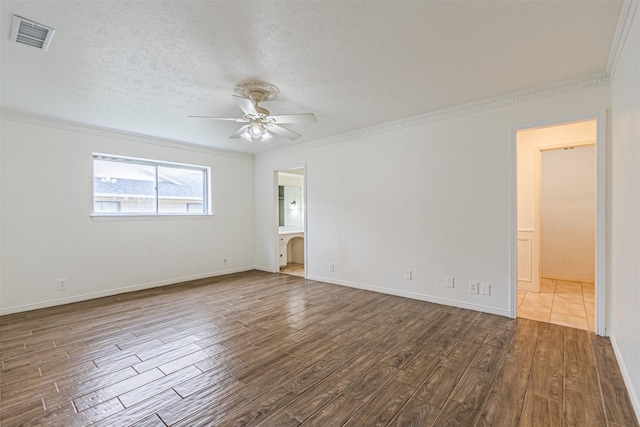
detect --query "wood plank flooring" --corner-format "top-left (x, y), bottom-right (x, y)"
top-left (1, 270), bottom-right (637, 426)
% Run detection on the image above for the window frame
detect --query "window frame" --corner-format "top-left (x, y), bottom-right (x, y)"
top-left (92, 153), bottom-right (212, 217)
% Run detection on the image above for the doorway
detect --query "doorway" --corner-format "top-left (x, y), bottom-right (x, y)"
top-left (275, 166), bottom-right (306, 277)
top-left (513, 116), bottom-right (605, 334)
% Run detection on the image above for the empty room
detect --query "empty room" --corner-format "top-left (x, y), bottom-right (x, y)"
top-left (1, 1), bottom-right (639, 426)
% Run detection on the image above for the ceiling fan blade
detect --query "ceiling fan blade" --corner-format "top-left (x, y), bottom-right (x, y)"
top-left (229, 124), bottom-right (250, 139)
top-left (266, 124), bottom-right (302, 141)
top-left (269, 113), bottom-right (318, 124)
top-left (232, 95), bottom-right (258, 116)
top-left (188, 115), bottom-right (249, 122)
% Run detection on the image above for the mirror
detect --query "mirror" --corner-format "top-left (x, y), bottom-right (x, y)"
top-left (279, 185), bottom-right (302, 226)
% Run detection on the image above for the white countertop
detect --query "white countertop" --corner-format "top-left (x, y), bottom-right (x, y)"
top-left (279, 226), bottom-right (304, 235)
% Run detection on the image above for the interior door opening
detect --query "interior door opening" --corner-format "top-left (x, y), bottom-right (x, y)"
top-left (515, 118), bottom-right (601, 333)
top-left (275, 166), bottom-right (306, 277)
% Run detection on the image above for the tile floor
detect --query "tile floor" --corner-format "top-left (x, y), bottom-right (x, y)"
top-left (280, 262), bottom-right (305, 277)
top-left (517, 278), bottom-right (595, 331)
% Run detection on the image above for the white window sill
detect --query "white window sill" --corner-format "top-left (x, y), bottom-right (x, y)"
top-left (91, 213), bottom-right (214, 221)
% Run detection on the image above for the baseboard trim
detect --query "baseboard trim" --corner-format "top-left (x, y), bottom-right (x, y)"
top-left (541, 274), bottom-right (595, 284)
top-left (0, 266), bottom-right (255, 316)
top-left (609, 334), bottom-right (640, 422)
top-left (306, 275), bottom-right (510, 318)
top-left (517, 282), bottom-right (537, 292)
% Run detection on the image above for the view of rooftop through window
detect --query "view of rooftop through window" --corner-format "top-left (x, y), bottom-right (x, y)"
top-left (93, 155), bottom-right (208, 215)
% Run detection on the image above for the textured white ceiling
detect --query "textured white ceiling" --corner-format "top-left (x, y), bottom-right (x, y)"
top-left (0, 1), bottom-right (623, 154)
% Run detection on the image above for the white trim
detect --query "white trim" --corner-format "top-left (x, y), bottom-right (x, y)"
top-left (517, 236), bottom-right (533, 283)
top-left (606, 0), bottom-right (640, 78)
top-left (541, 274), bottom-right (595, 284)
top-left (257, 72), bottom-right (610, 160)
top-left (308, 275), bottom-right (511, 318)
top-left (610, 334), bottom-right (640, 421)
top-left (508, 127), bottom-right (518, 318)
top-left (273, 170), bottom-right (281, 274)
top-left (278, 171), bottom-right (304, 178)
top-left (2, 70), bottom-right (611, 161)
top-left (90, 214), bottom-right (214, 221)
top-left (595, 111), bottom-right (607, 336)
top-left (0, 266), bottom-right (255, 316)
top-left (0, 110), bottom-right (251, 159)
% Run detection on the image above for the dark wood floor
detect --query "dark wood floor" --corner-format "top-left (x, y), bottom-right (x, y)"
top-left (1, 271), bottom-right (637, 427)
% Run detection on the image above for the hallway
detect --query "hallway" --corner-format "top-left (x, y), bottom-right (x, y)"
top-left (517, 278), bottom-right (594, 331)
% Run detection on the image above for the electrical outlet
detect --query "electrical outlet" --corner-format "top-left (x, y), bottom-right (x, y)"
top-left (57, 279), bottom-right (68, 291)
top-left (469, 281), bottom-right (479, 294)
top-left (446, 276), bottom-right (455, 288)
top-left (223, 257), bottom-right (228, 265)
top-left (404, 269), bottom-right (412, 280)
top-left (481, 282), bottom-right (491, 295)
top-left (328, 263), bottom-right (334, 272)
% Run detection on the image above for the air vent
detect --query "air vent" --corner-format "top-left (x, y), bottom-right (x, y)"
top-left (9, 15), bottom-right (55, 51)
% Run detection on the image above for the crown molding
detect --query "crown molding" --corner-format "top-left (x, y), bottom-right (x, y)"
top-left (2, 70), bottom-right (611, 162)
top-left (606, 0), bottom-right (639, 77)
top-left (0, 110), bottom-right (252, 159)
top-left (255, 72), bottom-right (611, 160)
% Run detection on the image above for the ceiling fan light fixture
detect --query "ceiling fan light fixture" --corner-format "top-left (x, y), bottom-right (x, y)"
top-left (189, 80), bottom-right (316, 143)
top-left (240, 127), bottom-right (252, 141)
top-left (240, 122), bottom-right (272, 142)
top-left (249, 123), bottom-right (263, 137)
top-left (261, 131), bottom-right (272, 142)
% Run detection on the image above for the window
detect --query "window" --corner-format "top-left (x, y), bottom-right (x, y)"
top-left (93, 154), bottom-right (210, 216)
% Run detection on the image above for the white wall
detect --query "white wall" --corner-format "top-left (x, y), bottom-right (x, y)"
top-left (255, 86), bottom-right (610, 317)
top-left (540, 145), bottom-right (595, 281)
top-left (278, 173), bottom-right (304, 188)
top-left (0, 116), bottom-right (255, 314)
top-left (609, 3), bottom-right (640, 417)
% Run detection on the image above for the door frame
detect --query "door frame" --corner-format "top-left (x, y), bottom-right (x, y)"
top-left (273, 163), bottom-right (307, 277)
top-left (509, 111), bottom-right (607, 336)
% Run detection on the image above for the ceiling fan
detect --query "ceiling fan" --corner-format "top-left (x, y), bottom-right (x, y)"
top-left (189, 81), bottom-right (317, 143)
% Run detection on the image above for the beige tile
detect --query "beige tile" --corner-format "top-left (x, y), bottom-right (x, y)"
top-left (519, 292), bottom-right (552, 321)
top-left (581, 282), bottom-right (595, 290)
top-left (551, 300), bottom-right (586, 315)
top-left (550, 312), bottom-right (588, 330)
top-left (523, 293), bottom-right (554, 305)
top-left (539, 283), bottom-right (556, 294)
top-left (518, 277), bottom-right (592, 332)
top-left (553, 298), bottom-right (584, 308)
top-left (280, 263), bottom-right (304, 277)
top-left (517, 292), bottom-right (526, 308)
top-left (556, 282), bottom-right (583, 295)
top-left (541, 278), bottom-right (557, 287)
top-left (582, 290), bottom-right (595, 298)
top-left (556, 288), bottom-right (583, 298)
top-left (585, 302), bottom-right (595, 331)
top-left (552, 293), bottom-right (584, 304)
